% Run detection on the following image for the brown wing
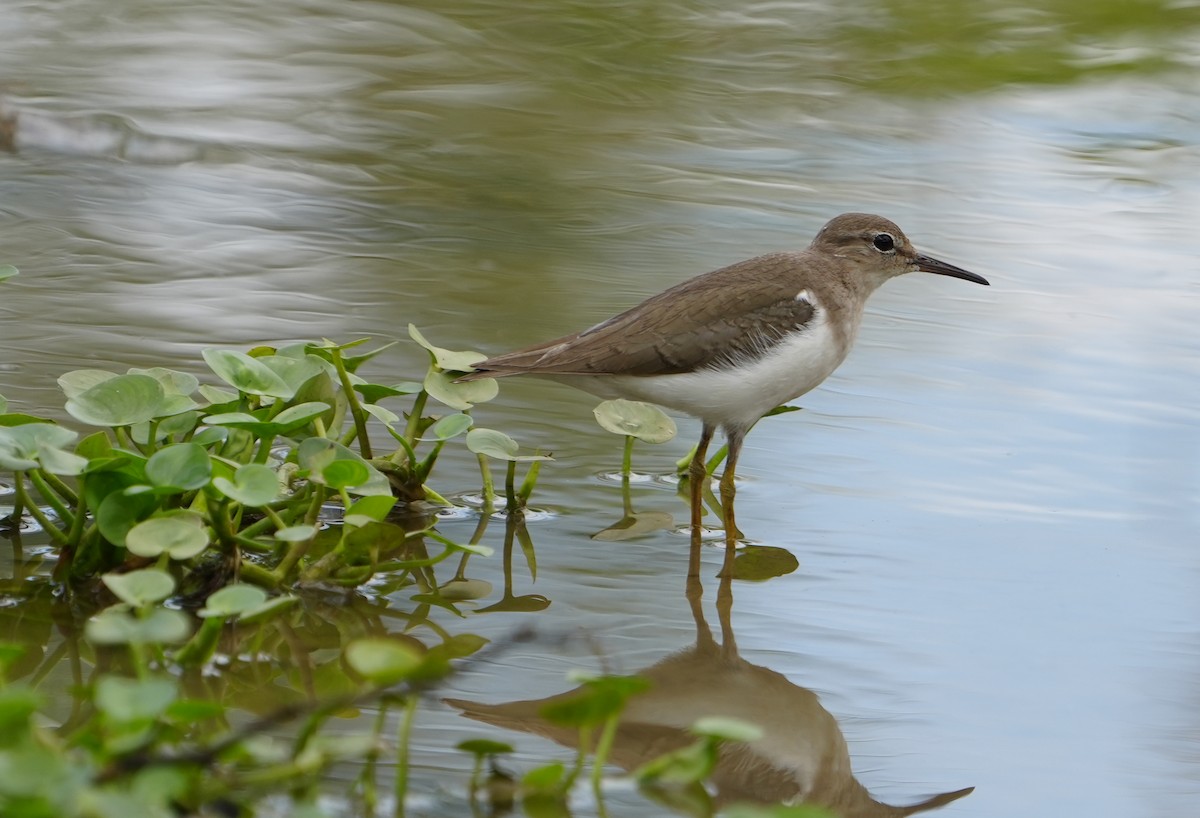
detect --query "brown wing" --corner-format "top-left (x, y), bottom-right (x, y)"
top-left (468, 251), bottom-right (818, 378)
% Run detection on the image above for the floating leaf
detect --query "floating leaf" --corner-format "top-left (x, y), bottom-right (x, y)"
top-left (594, 399), bottom-right (677, 443)
top-left (591, 511), bottom-right (675, 542)
top-left (125, 514), bottom-right (209, 560)
top-left (424, 369), bottom-right (498, 410)
top-left (428, 413), bottom-right (473, 441)
top-left (199, 584), bottom-right (269, 619)
top-left (344, 637), bottom-right (423, 686)
top-left (541, 674), bottom-right (650, 727)
top-left (96, 489), bottom-right (158, 546)
top-left (457, 739), bottom-right (514, 756)
top-left (129, 367), bottom-right (199, 398)
top-left (212, 463), bottom-right (280, 506)
top-left (145, 443), bottom-right (212, 491)
top-left (58, 369), bottom-right (118, 400)
top-left (731, 546), bottom-right (799, 581)
top-left (102, 569), bottom-right (176, 607)
top-left (408, 324), bottom-right (487, 372)
top-left (237, 595), bottom-right (300, 625)
top-left (95, 676), bottom-right (177, 723)
top-left (0, 423), bottom-right (80, 471)
top-left (258, 354), bottom-right (331, 394)
top-left (202, 349), bottom-right (293, 398)
top-left (362, 402), bottom-right (400, 425)
top-left (86, 608), bottom-right (191, 645)
top-left (198, 384), bottom-right (239, 406)
top-left (65, 373), bottom-right (165, 427)
top-left (321, 458), bottom-right (370, 490)
top-left (347, 494), bottom-right (396, 522)
top-left (354, 382), bottom-right (422, 403)
top-left (296, 438), bottom-right (391, 496)
top-left (0, 265), bottom-right (17, 282)
top-left (274, 524), bottom-right (317, 542)
top-left (0, 423), bottom-right (88, 475)
top-left (203, 402), bottom-right (330, 437)
top-left (465, 428), bottom-right (552, 462)
top-left (439, 578), bottom-right (492, 601)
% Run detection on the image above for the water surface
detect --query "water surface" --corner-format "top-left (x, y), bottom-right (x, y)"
top-left (2, 1), bottom-right (1199, 816)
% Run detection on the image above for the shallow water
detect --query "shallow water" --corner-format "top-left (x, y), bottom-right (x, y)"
top-left (2, 1), bottom-right (1200, 815)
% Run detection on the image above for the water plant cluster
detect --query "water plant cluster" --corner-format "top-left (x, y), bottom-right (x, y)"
top-left (0, 267), bottom-right (819, 818)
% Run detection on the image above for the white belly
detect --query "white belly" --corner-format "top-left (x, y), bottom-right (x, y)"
top-left (568, 313), bottom-right (849, 431)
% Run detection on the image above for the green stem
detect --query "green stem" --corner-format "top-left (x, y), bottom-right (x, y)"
top-left (402, 391), bottom-right (429, 451)
top-left (591, 714), bottom-right (621, 795)
top-left (13, 475), bottom-right (68, 545)
top-left (504, 461), bottom-right (517, 512)
top-left (361, 702), bottom-right (389, 817)
top-left (621, 435), bottom-right (634, 477)
top-left (332, 347), bottom-right (373, 460)
top-left (26, 469), bottom-right (74, 530)
top-left (40, 471), bottom-right (78, 508)
top-left (476, 454), bottom-right (495, 511)
top-left (394, 695), bottom-right (419, 818)
top-left (517, 459), bottom-right (544, 504)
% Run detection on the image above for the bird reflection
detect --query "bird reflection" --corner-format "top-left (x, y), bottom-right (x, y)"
top-left (445, 543), bottom-right (973, 816)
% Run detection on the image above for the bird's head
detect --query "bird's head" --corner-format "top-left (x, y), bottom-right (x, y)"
top-left (812, 212), bottom-right (989, 289)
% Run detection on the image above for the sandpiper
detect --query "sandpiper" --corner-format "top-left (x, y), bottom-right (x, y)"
top-left (462, 213), bottom-right (988, 541)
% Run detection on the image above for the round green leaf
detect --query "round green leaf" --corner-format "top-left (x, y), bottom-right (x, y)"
top-left (270, 401), bottom-right (331, 431)
top-left (145, 443), bottom-right (212, 491)
top-left (731, 545), bottom-right (800, 581)
top-left (429, 413), bottom-right (473, 441)
top-left (237, 595), bottom-right (300, 625)
top-left (593, 399), bottom-right (677, 443)
top-left (198, 384), bottom-right (239, 406)
top-left (65, 373), bottom-right (165, 427)
top-left (86, 608), bottom-right (191, 646)
top-left (58, 369), bottom-right (118, 400)
top-left (96, 490), bottom-right (158, 547)
top-left (0, 265), bottom-right (17, 282)
top-left (202, 349), bottom-right (293, 398)
top-left (457, 739), bottom-right (514, 756)
top-left (439, 578), bottom-right (492, 601)
top-left (362, 402), bottom-right (400, 426)
top-left (322, 458), bottom-right (370, 490)
top-left (95, 676), bottom-right (177, 723)
top-left (465, 427), bottom-right (518, 459)
top-left (274, 524), bottom-right (317, 542)
top-left (424, 369), bottom-right (498, 411)
top-left (344, 637), bottom-right (423, 686)
top-left (129, 367), bottom-right (199, 397)
top-left (296, 438), bottom-right (391, 496)
top-left (465, 428), bottom-right (551, 462)
top-left (199, 584), bottom-right (269, 619)
top-left (102, 569), bottom-right (176, 607)
top-left (408, 324), bottom-right (487, 372)
top-left (212, 463), bottom-right (280, 506)
top-left (258, 354), bottom-right (331, 393)
top-left (0, 425), bottom-right (86, 476)
top-left (125, 514), bottom-right (209, 560)
top-left (347, 495), bottom-right (397, 522)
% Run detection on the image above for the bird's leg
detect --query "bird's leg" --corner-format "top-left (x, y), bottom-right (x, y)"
top-left (687, 423), bottom-right (716, 584)
top-left (718, 427), bottom-right (744, 562)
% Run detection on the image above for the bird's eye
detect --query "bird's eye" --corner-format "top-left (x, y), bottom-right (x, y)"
top-left (873, 233), bottom-right (895, 252)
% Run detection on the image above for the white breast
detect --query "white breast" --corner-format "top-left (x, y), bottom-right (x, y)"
top-left (574, 307), bottom-right (851, 432)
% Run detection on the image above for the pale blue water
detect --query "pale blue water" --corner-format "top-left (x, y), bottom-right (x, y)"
top-left (2, 2), bottom-right (1198, 816)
